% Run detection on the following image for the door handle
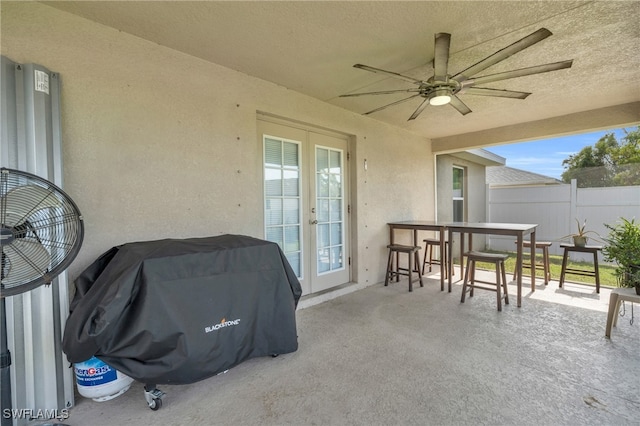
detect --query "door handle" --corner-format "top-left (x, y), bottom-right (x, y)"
top-left (309, 220), bottom-right (318, 225)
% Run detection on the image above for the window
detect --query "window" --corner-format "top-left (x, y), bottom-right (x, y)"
top-left (315, 146), bottom-right (344, 274)
top-left (264, 136), bottom-right (302, 278)
top-left (453, 166), bottom-right (465, 222)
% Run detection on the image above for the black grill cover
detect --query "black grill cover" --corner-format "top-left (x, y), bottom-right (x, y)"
top-left (62, 234), bottom-right (302, 385)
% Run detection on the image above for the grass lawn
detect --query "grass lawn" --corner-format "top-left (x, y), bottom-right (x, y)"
top-left (466, 250), bottom-right (618, 288)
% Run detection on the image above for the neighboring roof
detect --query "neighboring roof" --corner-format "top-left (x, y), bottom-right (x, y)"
top-left (486, 166), bottom-right (563, 187)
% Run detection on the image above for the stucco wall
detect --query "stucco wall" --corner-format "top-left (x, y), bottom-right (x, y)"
top-left (436, 154), bottom-right (488, 256)
top-left (1, 2), bottom-right (434, 291)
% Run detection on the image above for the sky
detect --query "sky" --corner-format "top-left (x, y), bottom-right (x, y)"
top-left (485, 127), bottom-right (631, 180)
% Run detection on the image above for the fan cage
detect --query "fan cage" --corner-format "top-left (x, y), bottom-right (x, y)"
top-left (1, 167), bottom-right (84, 297)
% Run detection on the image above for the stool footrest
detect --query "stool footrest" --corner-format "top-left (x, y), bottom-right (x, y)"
top-left (463, 280), bottom-right (508, 294)
top-left (562, 267), bottom-right (597, 277)
top-left (387, 244), bottom-right (420, 252)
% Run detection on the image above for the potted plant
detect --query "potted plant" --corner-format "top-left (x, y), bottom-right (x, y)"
top-left (562, 218), bottom-right (601, 247)
top-left (602, 217), bottom-right (640, 295)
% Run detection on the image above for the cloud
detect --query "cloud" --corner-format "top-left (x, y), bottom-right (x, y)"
top-left (507, 157), bottom-right (550, 166)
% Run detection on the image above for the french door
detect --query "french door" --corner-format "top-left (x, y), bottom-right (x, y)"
top-left (259, 118), bottom-right (350, 295)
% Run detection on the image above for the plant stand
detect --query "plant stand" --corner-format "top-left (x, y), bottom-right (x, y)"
top-left (559, 243), bottom-right (602, 293)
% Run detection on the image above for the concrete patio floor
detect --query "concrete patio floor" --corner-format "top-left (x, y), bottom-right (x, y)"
top-left (53, 269), bottom-right (639, 426)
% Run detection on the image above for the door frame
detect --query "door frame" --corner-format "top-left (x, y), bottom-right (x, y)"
top-left (257, 114), bottom-right (351, 295)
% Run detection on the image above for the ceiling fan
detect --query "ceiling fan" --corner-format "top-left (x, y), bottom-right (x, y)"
top-left (340, 28), bottom-right (573, 120)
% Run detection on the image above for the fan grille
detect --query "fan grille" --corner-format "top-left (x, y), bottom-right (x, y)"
top-left (1, 168), bottom-right (84, 297)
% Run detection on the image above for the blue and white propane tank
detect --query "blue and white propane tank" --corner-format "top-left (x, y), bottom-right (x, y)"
top-left (74, 357), bottom-right (134, 402)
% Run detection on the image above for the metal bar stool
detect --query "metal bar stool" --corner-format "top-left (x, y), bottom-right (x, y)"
top-left (513, 240), bottom-right (552, 285)
top-left (385, 244), bottom-right (423, 292)
top-left (422, 237), bottom-right (449, 278)
top-left (461, 251), bottom-right (509, 311)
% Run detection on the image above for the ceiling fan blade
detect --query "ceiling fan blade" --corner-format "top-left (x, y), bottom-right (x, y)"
top-left (363, 94), bottom-right (422, 115)
top-left (461, 60), bottom-right (573, 86)
top-left (339, 88), bottom-right (421, 97)
top-left (353, 64), bottom-right (424, 85)
top-left (2, 239), bottom-right (52, 284)
top-left (433, 33), bottom-right (451, 81)
top-left (462, 87), bottom-right (531, 99)
top-left (408, 98), bottom-right (430, 121)
top-left (452, 28), bottom-right (553, 82)
top-left (2, 184), bottom-right (62, 227)
top-left (448, 95), bottom-right (472, 115)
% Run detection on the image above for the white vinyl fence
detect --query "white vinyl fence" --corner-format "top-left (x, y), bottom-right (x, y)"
top-left (487, 180), bottom-right (640, 262)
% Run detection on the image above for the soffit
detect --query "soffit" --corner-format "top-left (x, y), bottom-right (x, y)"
top-left (43, 1), bottom-right (640, 140)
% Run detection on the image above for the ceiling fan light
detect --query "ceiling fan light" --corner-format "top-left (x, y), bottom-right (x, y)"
top-left (429, 89), bottom-right (451, 106)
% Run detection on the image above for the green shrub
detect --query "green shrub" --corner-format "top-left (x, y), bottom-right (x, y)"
top-left (602, 217), bottom-right (640, 288)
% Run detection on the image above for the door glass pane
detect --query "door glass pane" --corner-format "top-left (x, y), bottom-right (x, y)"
top-left (265, 138), bottom-right (282, 167)
top-left (316, 146), bottom-right (344, 275)
top-left (317, 248), bottom-right (330, 273)
top-left (316, 148), bottom-right (329, 172)
top-left (283, 169), bottom-right (299, 196)
top-left (264, 168), bottom-right (282, 196)
top-left (329, 174), bottom-right (341, 198)
top-left (283, 142), bottom-right (298, 167)
top-left (330, 199), bottom-right (341, 221)
top-left (284, 225), bottom-right (300, 252)
top-left (266, 227), bottom-right (283, 247)
top-left (317, 175), bottom-right (329, 197)
top-left (286, 252), bottom-right (300, 277)
top-left (317, 199), bottom-right (329, 222)
top-left (264, 136), bottom-right (302, 279)
top-left (265, 198), bottom-right (282, 226)
top-left (330, 223), bottom-right (342, 245)
top-left (330, 150), bottom-right (341, 169)
top-left (283, 198), bottom-right (299, 225)
top-left (317, 223), bottom-right (330, 248)
top-left (330, 246), bottom-right (343, 270)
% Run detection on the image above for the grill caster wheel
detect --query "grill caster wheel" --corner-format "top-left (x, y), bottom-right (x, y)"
top-left (144, 385), bottom-right (165, 411)
top-left (149, 397), bottom-right (162, 411)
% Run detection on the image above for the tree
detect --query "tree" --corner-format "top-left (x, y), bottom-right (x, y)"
top-left (561, 126), bottom-right (640, 187)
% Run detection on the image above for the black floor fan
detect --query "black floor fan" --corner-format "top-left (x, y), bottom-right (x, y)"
top-left (0, 167), bottom-right (84, 426)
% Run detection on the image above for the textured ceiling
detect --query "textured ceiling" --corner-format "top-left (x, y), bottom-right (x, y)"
top-left (44, 1), bottom-right (640, 140)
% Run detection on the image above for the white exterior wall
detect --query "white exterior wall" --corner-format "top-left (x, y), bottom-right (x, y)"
top-left (1, 2), bottom-right (435, 291)
top-left (489, 182), bottom-right (640, 262)
top-left (1, 5), bottom-right (439, 416)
